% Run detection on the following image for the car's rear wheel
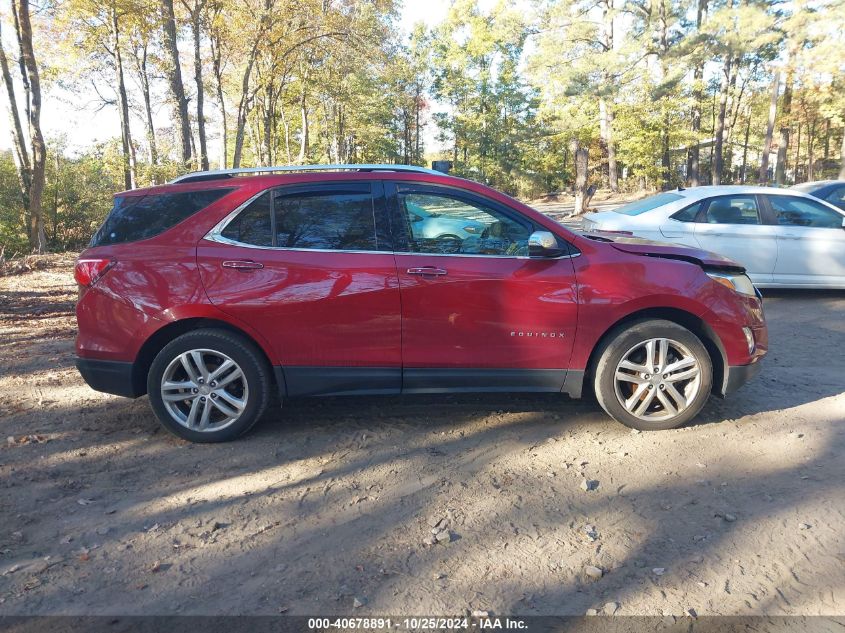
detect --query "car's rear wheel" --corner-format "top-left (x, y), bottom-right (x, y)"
top-left (147, 328), bottom-right (271, 442)
top-left (593, 320), bottom-right (713, 430)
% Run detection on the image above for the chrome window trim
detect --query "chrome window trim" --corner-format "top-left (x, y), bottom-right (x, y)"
top-left (392, 250), bottom-right (581, 261)
top-left (204, 188), bottom-right (581, 260)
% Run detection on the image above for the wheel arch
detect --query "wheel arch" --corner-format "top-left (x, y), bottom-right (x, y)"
top-left (131, 317), bottom-right (281, 398)
top-left (581, 307), bottom-right (727, 399)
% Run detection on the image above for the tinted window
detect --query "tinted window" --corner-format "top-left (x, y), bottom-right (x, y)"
top-left (221, 192), bottom-right (272, 246)
top-left (91, 189), bottom-right (232, 247)
top-left (614, 192), bottom-right (683, 216)
top-left (275, 190), bottom-right (380, 251)
top-left (703, 195), bottom-right (760, 224)
top-left (823, 186), bottom-right (845, 211)
top-left (671, 201), bottom-right (703, 222)
top-left (399, 192), bottom-right (531, 256)
top-left (769, 195), bottom-right (843, 228)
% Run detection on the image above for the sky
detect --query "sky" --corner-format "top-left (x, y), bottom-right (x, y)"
top-left (0, 0), bottom-right (482, 156)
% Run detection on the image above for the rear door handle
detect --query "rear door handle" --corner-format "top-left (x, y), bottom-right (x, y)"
top-left (222, 260), bottom-right (264, 270)
top-left (407, 266), bottom-right (448, 276)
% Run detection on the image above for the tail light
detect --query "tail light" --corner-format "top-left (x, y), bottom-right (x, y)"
top-left (74, 258), bottom-right (114, 287)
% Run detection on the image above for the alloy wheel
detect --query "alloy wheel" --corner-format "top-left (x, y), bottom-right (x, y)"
top-left (613, 337), bottom-right (702, 421)
top-left (160, 348), bottom-right (249, 432)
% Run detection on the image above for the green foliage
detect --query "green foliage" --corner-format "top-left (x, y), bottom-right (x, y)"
top-left (0, 152), bottom-right (28, 255)
top-left (0, 142), bottom-right (124, 253)
top-left (2, 0), bottom-right (845, 252)
top-left (427, 0), bottom-right (548, 196)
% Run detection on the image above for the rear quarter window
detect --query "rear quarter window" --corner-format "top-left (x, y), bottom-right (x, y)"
top-left (614, 192), bottom-right (684, 216)
top-left (91, 188), bottom-right (233, 247)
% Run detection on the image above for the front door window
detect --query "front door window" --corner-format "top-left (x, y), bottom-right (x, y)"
top-left (398, 191), bottom-right (531, 256)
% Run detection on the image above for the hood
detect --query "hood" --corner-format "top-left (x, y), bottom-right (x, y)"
top-left (584, 231), bottom-right (745, 272)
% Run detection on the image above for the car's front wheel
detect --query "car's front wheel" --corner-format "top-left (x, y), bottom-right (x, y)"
top-left (147, 328), bottom-right (271, 442)
top-left (593, 319), bottom-right (713, 431)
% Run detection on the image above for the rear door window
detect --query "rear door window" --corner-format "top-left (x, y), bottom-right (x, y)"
top-left (218, 183), bottom-right (387, 252)
top-left (768, 195), bottom-right (843, 228)
top-left (91, 188), bottom-right (232, 247)
top-left (702, 195), bottom-right (761, 224)
top-left (275, 187), bottom-right (380, 251)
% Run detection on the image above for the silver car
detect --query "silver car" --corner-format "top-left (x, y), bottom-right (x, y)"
top-left (583, 185), bottom-right (845, 289)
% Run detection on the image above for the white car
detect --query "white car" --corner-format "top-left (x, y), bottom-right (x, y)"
top-left (583, 185), bottom-right (845, 288)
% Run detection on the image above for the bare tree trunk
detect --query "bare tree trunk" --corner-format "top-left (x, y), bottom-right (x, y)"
top-left (414, 82), bottom-right (421, 163)
top-left (262, 84), bottom-right (273, 165)
top-left (280, 104), bottom-right (292, 163)
top-left (8, 0), bottom-right (46, 252)
top-left (713, 55), bottom-right (732, 186)
top-left (110, 5), bottom-right (136, 190)
top-left (232, 51), bottom-right (257, 168)
top-left (839, 129), bottom-right (845, 179)
top-left (161, 0), bottom-right (192, 166)
top-left (758, 70), bottom-right (778, 184)
top-left (722, 57), bottom-right (740, 180)
top-left (775, 71), bottom-right (793, 185)
top-left (605, 110), bottom-right (617, 194)
top-left (657, 0), bottom-right (671, 187)
top-left (822, 118), bottom-right (830, 159)
top-left (686, 0), bottom-right (707, 186)
top-left (599, 98), bottom-right (619, 192)
top-left (231, 0), bottom-right (275, 168)
top-left (740, 104), bottom-right (751, 183)
top-left (133, 43), bottom-right (158, 166)
top-left (807, 118), bottom-right (815, 181)
top-left (297, 83), bottom-right (309, 163)
top-left (0, 22), bottom-right (31, 211)
top-left (186, 1), bottom-right (209, 170)
top-left (571, 138), bottom-right (589, 215)
top-left (598, 0), bottom-right (618, 192)
top-left (210, 28), bottom-right (226, 168)
top-left (687, 67), bottom-right (703, 185)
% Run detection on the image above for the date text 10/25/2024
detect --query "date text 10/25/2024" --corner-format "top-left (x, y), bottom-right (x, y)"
top-left (307, 617), bottom-right (528, 630)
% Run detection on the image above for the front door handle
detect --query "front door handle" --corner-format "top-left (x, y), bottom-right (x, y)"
top-left (222, 260), bottom-right (264, 270)
top-left (407, 266), bottom-right (447, 276)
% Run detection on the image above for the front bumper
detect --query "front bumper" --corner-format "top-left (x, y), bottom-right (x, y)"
top-left (76, 357), bottom-right (142, 398)
top-left (719, 359), bottom-right (763, 396)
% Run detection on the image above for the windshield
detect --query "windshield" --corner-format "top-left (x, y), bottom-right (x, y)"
top-left (613, 192), bottom-right (684, 216)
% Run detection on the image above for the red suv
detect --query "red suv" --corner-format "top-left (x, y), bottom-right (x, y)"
top-left (74, 165), bottom-right (767, 442)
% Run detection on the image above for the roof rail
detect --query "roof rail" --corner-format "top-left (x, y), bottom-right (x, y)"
top-left (170, 163), bottom-right (443, 184)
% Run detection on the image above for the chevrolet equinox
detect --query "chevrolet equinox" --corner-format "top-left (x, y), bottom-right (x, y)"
top-left (74, 165), bottom-right (767, 442)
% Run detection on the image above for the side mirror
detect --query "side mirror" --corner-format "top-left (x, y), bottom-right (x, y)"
top-left (528, 231), bottom-right (564, 258)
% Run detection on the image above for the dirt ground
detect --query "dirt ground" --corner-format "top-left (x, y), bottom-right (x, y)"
top-left (0, 256), bottom-right (844, 618)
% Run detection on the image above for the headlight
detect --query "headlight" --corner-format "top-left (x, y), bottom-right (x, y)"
top-left (463, 225), bottom-right (480, 234)
top-left (706, 271), bottom-right (757, 297)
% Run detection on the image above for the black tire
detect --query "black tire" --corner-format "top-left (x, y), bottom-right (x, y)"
top-left (593, 319), bottom-right (713, 431)
top-left (147, 328), bottom-right (271, 442)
